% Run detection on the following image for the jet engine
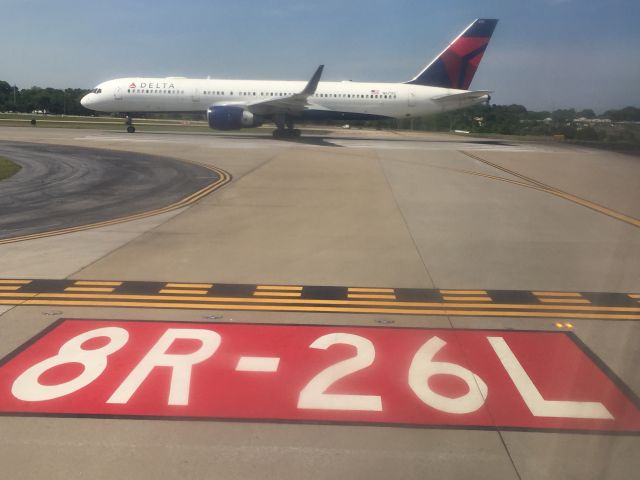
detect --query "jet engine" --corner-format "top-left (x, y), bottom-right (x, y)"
top-left (207, 106), bottom-right (263, 130)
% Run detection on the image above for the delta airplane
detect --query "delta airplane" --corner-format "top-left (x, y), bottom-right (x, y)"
top-left (81, 18), bottom-right (498, 138)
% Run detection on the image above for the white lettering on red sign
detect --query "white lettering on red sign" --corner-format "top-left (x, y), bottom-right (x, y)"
top-left (0, 320), bottom-right (637, 433)
top-left (11, 327), bottom-right (128, 402)
top-left (487, 336), bottom-right (612, 419)
top-left (107, 328), bottom-right (221, 406)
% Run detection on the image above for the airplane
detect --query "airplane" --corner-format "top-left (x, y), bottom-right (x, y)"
top-left (80, 18), bottom-right (498, 138)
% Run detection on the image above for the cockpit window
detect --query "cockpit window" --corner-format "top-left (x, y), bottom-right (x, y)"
top-left (91, 88), bottom-right (102, 94)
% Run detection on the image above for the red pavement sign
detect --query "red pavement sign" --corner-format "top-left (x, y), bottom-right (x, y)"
top-left (0, 319), bottom-right (638, 433)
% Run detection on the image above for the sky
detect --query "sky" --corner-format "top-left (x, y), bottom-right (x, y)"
top-left (3, 0), bottom-right (639, 112)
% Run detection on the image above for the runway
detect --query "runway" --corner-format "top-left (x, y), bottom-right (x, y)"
top-left (0, 126), bottom-right (639, 480)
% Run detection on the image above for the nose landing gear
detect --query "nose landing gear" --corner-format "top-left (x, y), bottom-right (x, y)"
top-left (125, 115), bottom-right (135, 133)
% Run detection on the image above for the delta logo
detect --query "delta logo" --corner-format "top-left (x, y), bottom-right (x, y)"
top-left (129, 82), bottom-right (136, 89)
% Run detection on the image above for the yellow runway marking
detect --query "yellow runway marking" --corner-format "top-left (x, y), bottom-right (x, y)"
top-left (254, 292), bottom-right (302, 297)
top-left (460, 151), bottom-right (640, 229)
top-left (348, 288), bottom-right (395, 293)
top-left (540, 298), bottom-right (591, 304)
top-left (0, 293), bottom-right (37, 298)
top-left (0, 280), bottom-right (31, 284)
top-left (256, 286), bottom-right (303, 291)
top-left (13, 298), bottom-right (640, 320)
top-left (64, 287), bottom-right (115, 293)
top-left (159, 289), bottom-right (209, 295)
top-left (1, 279), bottom-right (637, 321)
top-left (440, 290), bottom-right (487, 295)
top-left (0, 286), bottom-right (21, 291)
top-left (2, 291), bottom-right (638, 313)
top-left (442, 296), bottom-right (491, 302)
top-left (165, 283), bottom-right (213, 289)
top-left (533, 291), bottom-right (583, 297)
top-left (348, 294), bottom-right (397, 300)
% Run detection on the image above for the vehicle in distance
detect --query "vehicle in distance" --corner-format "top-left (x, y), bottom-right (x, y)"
top-left (81, 18), bottom-right (498, 138)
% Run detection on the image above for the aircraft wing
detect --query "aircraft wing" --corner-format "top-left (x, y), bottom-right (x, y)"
top-left (244, 65), bottom-right (324, 116)
top-left (433, 90), bottom-right (492, 103)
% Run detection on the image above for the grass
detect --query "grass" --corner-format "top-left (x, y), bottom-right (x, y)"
top-left (0, 156), bottom-right (21, 180)
top-left (0, 113), bottom-right (333, 136)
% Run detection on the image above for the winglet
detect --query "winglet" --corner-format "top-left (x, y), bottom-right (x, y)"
top-left (301, 65), bottom-right (324, 95)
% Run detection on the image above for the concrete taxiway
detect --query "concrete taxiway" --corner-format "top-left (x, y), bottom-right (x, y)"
top-left (0, 126), bottom-right (639, 480)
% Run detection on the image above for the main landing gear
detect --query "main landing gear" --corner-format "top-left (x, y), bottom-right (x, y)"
top-left (272, 114), bottom-right (301, 139)
top-left (272, 128), bottom-right (301, 139)
top-left (125, 115), bottom-right (135, 133)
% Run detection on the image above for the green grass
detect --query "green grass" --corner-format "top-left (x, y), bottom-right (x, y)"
top-left (0, 113), bottom-right (333, 136)
top-left (0, 157), bottom-right (21, 180)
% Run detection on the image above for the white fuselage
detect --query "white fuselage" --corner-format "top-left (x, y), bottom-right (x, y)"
top-left (81, 77), bottom-right (488, 120)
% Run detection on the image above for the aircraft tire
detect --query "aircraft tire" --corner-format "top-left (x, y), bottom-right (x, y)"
top-left (127, 126), bottom-right (135, 133)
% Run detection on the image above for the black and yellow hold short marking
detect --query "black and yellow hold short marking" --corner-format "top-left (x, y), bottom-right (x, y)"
top-left (1, 279), bottom-right (639, 321)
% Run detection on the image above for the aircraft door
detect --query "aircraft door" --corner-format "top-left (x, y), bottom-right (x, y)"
top-left (192, 87), bottom-right (200, 103)
top-left (114, 86), bottom-right (123, 100)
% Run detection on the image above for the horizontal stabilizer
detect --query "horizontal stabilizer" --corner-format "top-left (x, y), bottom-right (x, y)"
top-left (433, 90), bottom-right (492, 103)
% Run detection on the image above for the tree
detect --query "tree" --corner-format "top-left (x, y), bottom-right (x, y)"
top-left (604, 107), bottom-right (640, 122)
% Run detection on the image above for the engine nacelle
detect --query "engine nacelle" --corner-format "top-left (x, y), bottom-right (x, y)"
top-left (207, 106), bottom-right (263, 130)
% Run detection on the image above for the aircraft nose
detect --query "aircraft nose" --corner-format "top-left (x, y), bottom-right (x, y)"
top-left (80, 94), bottom-right (90, 107)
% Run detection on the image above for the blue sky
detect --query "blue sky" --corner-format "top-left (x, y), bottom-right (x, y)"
top-left (4, 0), bottom-right (639, 112)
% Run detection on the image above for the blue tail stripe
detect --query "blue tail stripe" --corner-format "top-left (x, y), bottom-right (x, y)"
top-left (463, 19), bottom-right (498, 38)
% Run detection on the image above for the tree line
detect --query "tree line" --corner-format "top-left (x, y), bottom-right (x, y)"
top-left (371, 104), bottom-right (640, 143)
top-left (0, 80), bottom-right (91, 115)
